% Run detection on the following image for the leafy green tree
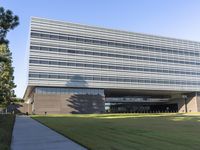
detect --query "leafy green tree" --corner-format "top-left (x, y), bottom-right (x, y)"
top-left (0, 44), bottom-right (16, 105)
top-left (0, 7), bottom-right (19, 106)
top-left (0, 7), bottom-right (19, 44)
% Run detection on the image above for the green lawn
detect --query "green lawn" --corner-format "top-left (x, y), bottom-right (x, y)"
top-left (0, 114), bottom-right (15, 150)
top-left (32, 113), bottom-right (200, 150)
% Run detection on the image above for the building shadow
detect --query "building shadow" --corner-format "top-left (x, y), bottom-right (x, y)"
top-left (7, 103), bottom-right (23, 114)
top-left (67, 94), bottom-right (104, 114)
top-left (65, 74), bottom-right (88, 88)
top-left (65, 74), bottom-right (104, 114)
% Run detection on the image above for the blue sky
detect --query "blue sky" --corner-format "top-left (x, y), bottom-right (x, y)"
top-left (1, 0), bottom-right (200, 98)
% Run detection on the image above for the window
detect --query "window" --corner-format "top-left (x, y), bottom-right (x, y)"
top-left (30, 46), bottom-right (40, 50)
top-left (40, 60), bottom-right (49, 64)
top-left (68, 50), bottom-right (75, 53)
top-left (40, 47), bottom-right (49, 51)
top-left (58, 48), bottom-right (66, 52)
top-left (59, 62), bottom-right (66, 65)
top-left (76, 63), bottom-right (85, 67)
top-left (29, 74), bottom-right (39, 78)
top-left (41, 34), bottom-right (50, 39)
top-left (31, 32), bottom-right (40, 37)
top-left (50, 35), bottom-right (59, 39)
top-left (49, 61), bottom-right (58, 65)
top-left (49, 74), bottom-right (58, 78)
top-left (39, 74), bottom-right (48, 78)
top-left (29, 60), bottom-right (39, 64)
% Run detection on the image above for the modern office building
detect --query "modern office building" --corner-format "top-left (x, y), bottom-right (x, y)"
top-left (23, 17), bottom-right (200, 114)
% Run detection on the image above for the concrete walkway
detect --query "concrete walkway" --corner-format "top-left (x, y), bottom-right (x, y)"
top-left (11, 116), bottom-right (87, 150)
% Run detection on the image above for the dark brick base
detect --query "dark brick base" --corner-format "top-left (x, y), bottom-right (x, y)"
top-left (32, 94), bottom-right (105, 114)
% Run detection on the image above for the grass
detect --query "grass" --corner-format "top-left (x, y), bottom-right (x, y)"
top-left (0, 114), bottom-right (15, 150)
top-left (32, 113), bottom-right (200, 150)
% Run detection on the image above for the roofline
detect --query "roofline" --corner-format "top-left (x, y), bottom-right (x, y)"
top-left (31, 16), bottom-right (200, 44)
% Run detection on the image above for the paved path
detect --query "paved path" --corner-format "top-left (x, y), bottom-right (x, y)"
top-left (11, 116), bottom-right (87, 150)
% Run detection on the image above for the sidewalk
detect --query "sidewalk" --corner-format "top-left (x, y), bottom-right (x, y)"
top-left (11, 116), bottom-right (87, 150)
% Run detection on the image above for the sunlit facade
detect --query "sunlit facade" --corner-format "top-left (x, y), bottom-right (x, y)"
top-left (23, 17), bottom-right (200, 114)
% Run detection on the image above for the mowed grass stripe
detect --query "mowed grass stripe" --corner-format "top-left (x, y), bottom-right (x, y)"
top-left (32, 114), bottom-right (200, 150)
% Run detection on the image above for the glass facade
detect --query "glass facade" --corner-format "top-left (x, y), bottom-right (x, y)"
top-left (29, 45), bottom-right (199, 66)
top-left (30, 31), bottom-right (200, 56)
top-left (29, 57), bottom-right (199, 76)
top-left (29, 72), bottom-right (200, 86)
top-left (27, 17), bottom-right (200, 92)
top-left (35, 87), bottom-right (104, 96)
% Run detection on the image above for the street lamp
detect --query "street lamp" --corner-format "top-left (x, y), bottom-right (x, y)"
top-left (182, 95), bottom-right (188, 113)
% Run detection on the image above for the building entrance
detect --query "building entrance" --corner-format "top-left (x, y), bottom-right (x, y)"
top-left (107, 102), bottom-right (178, 113)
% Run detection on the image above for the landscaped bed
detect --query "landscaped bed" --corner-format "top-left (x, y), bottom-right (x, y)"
top-left (32, 113), bottom-right (200, 150)
top-left (0, 114), bottom-right (15, 150)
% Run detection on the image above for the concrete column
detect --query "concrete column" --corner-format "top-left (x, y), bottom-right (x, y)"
top-left (177, 98), bottom-right (185, 113)
top-left (177, 92), bottom-right (200, 113)
top-left (195, 92), bottom-right (200, 112)
top-left (28, 104), bottom-right (32, 114)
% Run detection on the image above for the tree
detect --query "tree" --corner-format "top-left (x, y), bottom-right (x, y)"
top-left (0, 44), bottom-right (16, 104)
top-left (0, 7), bottom-right (19, 44)
top-left (0, 7), bottom-right (19, 106)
